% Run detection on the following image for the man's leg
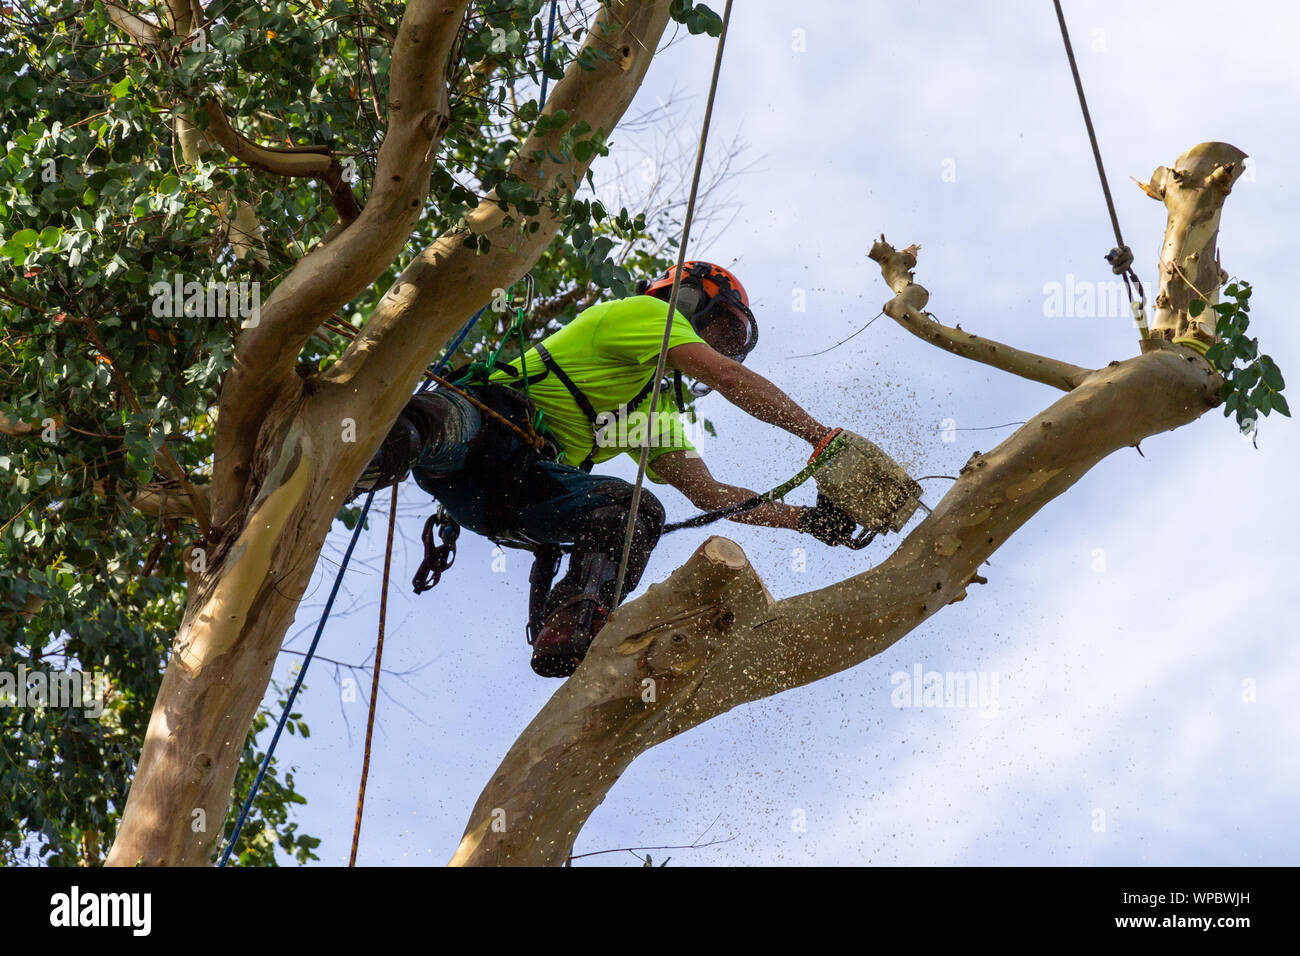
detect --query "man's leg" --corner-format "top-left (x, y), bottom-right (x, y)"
top-left (518, 472), bottom-right (665, 677)
top-left (350, 390), bottom-right (481, 501)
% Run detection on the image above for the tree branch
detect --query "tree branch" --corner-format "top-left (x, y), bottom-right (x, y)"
top-left (103, 2), bottom-right (159, 47)
top-left (868, 237), bottom-right (1094, 392)
top-left (1136, 142), bottom-right (1247, 347)
top-left (200, 99), bottom-right (362, 222)
top-left (132, 480), bottom-right (211, 520)
top-left (450, 345), bottom-right (1222, 866)
top-left (210, 0), bottom-right (470, 527)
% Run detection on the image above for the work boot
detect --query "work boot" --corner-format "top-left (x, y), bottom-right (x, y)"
top-left (530, 597), bottom-right (608, 677)
top-left (526, 492), bottom-right (664, 678)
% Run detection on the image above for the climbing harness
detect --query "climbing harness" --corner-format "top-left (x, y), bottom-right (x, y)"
top-left (516, 342), bottom-right (679, 472)
top-left (1051, 0), bottom-right (1149, 339)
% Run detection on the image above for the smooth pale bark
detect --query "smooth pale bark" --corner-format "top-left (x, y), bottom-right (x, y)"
top-left (868, 239), bottom-right (1092, 391)
top-left (1137, 142), bottom-right (1247, 345)
top-left (450, 142), bottom-right (1241, 866)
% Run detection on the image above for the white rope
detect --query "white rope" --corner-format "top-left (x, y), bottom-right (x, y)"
top-left (611, 0), bottom-right (735, 605)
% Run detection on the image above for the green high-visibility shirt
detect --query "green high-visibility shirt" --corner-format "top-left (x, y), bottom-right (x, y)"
top-left (488, 294), bottom-right (707, 481)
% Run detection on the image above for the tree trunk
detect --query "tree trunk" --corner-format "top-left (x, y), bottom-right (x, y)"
top-left (106, 393), bottom-right (339, 865)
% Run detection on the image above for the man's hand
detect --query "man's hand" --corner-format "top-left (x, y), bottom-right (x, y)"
top-left (797, 494), bottom-right (859, 546)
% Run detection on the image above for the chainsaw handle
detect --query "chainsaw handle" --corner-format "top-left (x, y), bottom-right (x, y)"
top-left (844, 527), bottom-right (878, 550)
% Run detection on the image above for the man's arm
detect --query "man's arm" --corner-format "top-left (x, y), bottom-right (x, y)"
top-left (649, 450), bottom-right (804, 530)
top-left (667, 342), bottom-right (827, 445)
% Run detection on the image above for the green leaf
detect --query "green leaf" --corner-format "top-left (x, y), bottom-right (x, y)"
top-left (1273, 393), bottom-right (1291, 416)
top-left (10, 228), bottom-right (39, 249)
top-left (1260, 359), bottom-right (1285, 391)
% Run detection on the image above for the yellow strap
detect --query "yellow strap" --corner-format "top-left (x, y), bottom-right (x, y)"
top-left (1172, 336), bottom-right (1211, 356)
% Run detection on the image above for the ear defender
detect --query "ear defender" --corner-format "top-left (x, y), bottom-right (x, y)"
top-left (635, 279), bottom-right (650, 295)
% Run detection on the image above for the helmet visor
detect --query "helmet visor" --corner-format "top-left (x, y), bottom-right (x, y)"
top-left (697, 294), bottom-right (758, 361)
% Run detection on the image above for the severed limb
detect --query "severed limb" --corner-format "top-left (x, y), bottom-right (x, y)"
top-left (869, 238), bottom-right (1094, 392)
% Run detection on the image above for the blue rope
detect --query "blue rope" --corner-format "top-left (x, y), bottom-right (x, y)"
top-left (217, 488), bottom-right (377, 867)
top-left (417, 304), bottom-right (488, 392)
top-left (539, 0), bottom-right (559, 110)
top-left (220, 0), bottom-right (564, 865)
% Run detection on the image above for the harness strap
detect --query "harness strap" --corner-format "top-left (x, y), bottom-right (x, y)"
top-left (535, 342), bottom-right (679, 472)
top-left (535, 343), bottom-right (601, 470)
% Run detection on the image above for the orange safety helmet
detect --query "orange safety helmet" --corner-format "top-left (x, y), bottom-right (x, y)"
top-left (637, 261), bottom-right (759, 363)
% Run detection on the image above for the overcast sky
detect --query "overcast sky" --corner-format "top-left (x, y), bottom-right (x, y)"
top-left (262, 0), bottom-right (1299, 866)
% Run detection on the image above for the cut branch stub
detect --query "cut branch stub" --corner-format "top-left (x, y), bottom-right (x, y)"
top-left (1138, 142), bottom-right (1247, 346)
top-left (448, 536), bottom-right (769, 867)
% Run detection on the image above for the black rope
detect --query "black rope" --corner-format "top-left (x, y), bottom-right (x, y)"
top-left (950, 421), bottom-right (1027, 432)
top-left (790, 310), bottom-right (884, 359)
top-left (1051, 0), bottom-right (1148, 332)
top-left (1052, 0), bottom-right (1124, 253)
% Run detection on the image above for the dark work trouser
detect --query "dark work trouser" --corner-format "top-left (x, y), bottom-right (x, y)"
top-left (390, 388), bottom-right (665, 617)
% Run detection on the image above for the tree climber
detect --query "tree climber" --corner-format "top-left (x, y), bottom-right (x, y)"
top-left (352, 261), bottom-right (859, 677)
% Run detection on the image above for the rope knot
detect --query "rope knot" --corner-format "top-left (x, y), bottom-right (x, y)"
top-left (1106, 245), bottom-right (1134, 275)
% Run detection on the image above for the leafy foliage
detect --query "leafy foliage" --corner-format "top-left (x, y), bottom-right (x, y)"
top-left (1191, 282), bottom-right (1289, 437)
top-left (1, 0), bottom-right (697, 864)
top-left (668, 0), bottom-right (724, 36)
top-left (219, 679), bottom-right (320, 867)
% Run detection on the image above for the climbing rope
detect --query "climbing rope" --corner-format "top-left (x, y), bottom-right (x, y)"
top-left (611, 0), bottom-right (735, 606)
top-left (349, 482), bottom-right (398, 866)
top-left (1051, 0), bottom-right (1149, 339)
top-left (417, 0), bottom-right (562, 395)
